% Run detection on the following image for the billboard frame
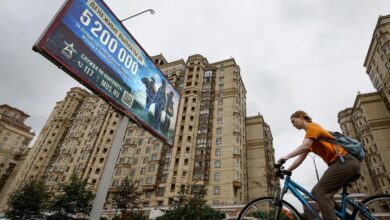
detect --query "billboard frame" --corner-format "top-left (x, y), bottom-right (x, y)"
top-left (33, 0), bottom-right (180, 146)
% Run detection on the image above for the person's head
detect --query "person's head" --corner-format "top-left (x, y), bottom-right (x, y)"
top-left (290, 110), bottom-right (312, 130)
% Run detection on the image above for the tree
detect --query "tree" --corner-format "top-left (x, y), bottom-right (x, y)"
top-left (5, 179), bottom-right (51, 219)
top-left (157, 184), bottom-right (225, 220)
top-left (111, 176), bottom-right (147, 220)
top-left (47, 174), bottom-right (94, 219)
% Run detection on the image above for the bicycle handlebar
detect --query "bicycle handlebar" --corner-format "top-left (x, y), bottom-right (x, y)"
top-left (274, 161), bottom-right (292, 179)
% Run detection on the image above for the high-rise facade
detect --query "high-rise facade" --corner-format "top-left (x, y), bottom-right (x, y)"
top-left (0, 54), bottom-right (276, 218)
top-left (337, 14), bottom-right (390, 196)
top-left (0, 105), bottom-right (34, 208)
top-left (338, 93), bottom-right (390, 195)
top-left (364, 15), bottom-right (390, 110)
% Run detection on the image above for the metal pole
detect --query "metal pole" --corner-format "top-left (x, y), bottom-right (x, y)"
top-left (90, 115), bottom-right (129, 220)
top-left (309, 154), bottom-right (320, 182)
top-left (121, 9), bottom-right (155, 22)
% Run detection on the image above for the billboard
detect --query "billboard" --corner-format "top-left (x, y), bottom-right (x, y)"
top-left (33, 0), bottom-right (180, 145)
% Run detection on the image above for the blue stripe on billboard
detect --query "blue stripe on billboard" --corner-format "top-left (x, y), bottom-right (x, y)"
top-left (35, 0), bottom-right (180, 145)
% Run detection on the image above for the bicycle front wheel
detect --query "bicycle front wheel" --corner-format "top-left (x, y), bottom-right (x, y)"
top-left (352, 194), bottom-right (390, 220)
top-left (238, 197), bottom-right (302, 220)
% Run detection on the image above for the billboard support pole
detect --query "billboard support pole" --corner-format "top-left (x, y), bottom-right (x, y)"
top-left (90, 114), bottom-right (129, 220)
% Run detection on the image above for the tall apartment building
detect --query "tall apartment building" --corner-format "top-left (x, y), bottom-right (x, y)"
top-left (246, 115), bottom-right (277, 202)
top-left (336, 14), bottom-right (390, 196)
top-left (0, 54), bottom-right (276, 218)
top-left (103, 54), bottom-right (277, 218)
top-left (338, 92), bottom-right (390, 195)
top-left (0, 88), bottom-right (122, 212)
top-left (0, 105), bottom-right (34, 207)
top-left (364, 15), bottom-right (390, 110)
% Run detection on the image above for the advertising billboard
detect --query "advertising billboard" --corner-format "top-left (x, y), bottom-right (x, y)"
top-left (33, 0), bottom-right (180, 145)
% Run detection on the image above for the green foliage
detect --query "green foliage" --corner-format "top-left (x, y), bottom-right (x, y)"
top-left (48, 174), bottom-right (94, 219)
top-left (5, 179), bottom-right (51, 219)
top-left (111, 176), bottom-right (146, 219)
top-left (157, 185), bottom-right (225, 220)
top-left (99, 217), bottom-right (108, 220)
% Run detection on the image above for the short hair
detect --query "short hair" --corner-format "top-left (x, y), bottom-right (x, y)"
top-left (290, 110), bottom-right (312, 123)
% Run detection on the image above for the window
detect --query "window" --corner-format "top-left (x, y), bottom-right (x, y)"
top-left (138, 139), bottom-right (144, 145)
top-left (204, 70), bottom-right (213, 77)
top-left (136, 148), bottom-right (141, 154)
top-left (143, 157), bottom-right (149, 164)
top-left (148, 165), bottom-right (155, 172)
top-left (214, 172), bottom-right (220, 181)
top-left (153, 144), bottom-right (160, 151)
top-left (216, 138), bottom-right (222, 145)
top-left (217, 118), bottom-right (223, 124)
top-left (215, 149), bottom-right (221, 156)
top-left (213, 186), bottom-right (220, 195)
top-left (218, 100), bottom-right (223, 106)
top-left (151, 154), bottom-right (158, 161)
top-left (140, 168), bottom-right (146, 175)
top-left (215, 160), bottom-right (221, 168)
top-left (145, 147), bottom-right (151, 153)
top-left (219, 84), bottom-right (224, 90)
top-left (130, 169), bottom-right (136, 176)
top-left (217, 109), bottom-right (223, 115)
top-left (132, 158), bottom-right (138, 165)
top-left (115, 168), bottom-right (122, 176)
top-left (216, 127), bottom-right (222, 134)
top-left (146, 177), bottom-right (153, 184)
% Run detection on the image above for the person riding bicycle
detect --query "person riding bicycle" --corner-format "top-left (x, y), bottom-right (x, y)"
top-left (277, 110), bottom-right (361, 220)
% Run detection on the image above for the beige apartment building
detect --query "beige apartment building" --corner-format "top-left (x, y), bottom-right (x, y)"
top-left (0, 54), bottom-right (276, 218)
top-left (336, 14), bottom-right (390, 196)
top-left (0, 105), bottom-right (34, 207)
top-left (364, 15), bottom-right (390, 110)
top-left (338, 92), bottom-right (390, 195)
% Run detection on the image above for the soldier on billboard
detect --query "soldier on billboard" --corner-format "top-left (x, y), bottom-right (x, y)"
top-left (141, 76), bottom-right (157, 114)
top-left (162, 91), bottom-right (175, 133)
top-left (153, 80), bottom-right (167, 130)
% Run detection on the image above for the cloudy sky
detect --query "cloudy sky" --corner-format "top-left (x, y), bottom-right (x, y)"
top-left (1, 0), bottom-right (389, 209)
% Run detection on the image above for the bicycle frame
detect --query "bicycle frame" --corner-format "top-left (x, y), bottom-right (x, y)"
top-left (281, 175), bottom-right (375, 220)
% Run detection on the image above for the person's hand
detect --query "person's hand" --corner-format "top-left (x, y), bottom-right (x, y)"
top-left (277, 156), bottom-right (289, 164)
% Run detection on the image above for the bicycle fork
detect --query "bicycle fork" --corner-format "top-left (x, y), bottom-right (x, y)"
top-left (273, 188), bottom-right (288, 219)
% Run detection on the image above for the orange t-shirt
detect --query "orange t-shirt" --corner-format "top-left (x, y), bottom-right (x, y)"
top-left (305, 123), bottom-right (348, 165)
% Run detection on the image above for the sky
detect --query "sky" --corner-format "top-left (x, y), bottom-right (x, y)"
top-left (1, 0), bottom-right (390, 210)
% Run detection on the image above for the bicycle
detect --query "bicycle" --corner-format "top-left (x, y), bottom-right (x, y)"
top-left (238, 161), bottom-right (390, 220)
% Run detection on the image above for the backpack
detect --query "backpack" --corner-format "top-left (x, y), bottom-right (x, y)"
top-left (318, 131), bottom-right (367, 162)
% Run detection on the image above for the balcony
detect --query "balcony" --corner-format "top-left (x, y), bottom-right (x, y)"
top-left (233, 153), bottom-right (241, 159)
top-left (142, 184), bottom-right (156, 191)
top-left (233, 180), bottom-right (242, 189)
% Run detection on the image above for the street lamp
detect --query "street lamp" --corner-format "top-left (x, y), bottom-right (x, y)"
top-left (121, 9), bottom-right (155, 22)
top-left (309, 153), bottom-right (320, 182)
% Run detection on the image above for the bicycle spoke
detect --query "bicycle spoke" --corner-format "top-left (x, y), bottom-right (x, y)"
top-left (238, 197), bottom-right (301, 220)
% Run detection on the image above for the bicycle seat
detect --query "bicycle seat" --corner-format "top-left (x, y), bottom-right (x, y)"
top-left (345, 173), bottom-right (361, 185)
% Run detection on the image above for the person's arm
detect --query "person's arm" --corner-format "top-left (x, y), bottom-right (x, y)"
top-left (287, 151), bottom-right (308, 171)
top-left (277, 138), bottom-right (313, 165)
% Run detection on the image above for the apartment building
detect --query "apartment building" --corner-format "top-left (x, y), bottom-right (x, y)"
top-left (364, 15), bottom-right (390, 110)
top-left (338, 92), bottom-right (390, 195)
top-left (0, 54), bottom-right (276, 218)
top-left (0, 105), bottom-right (34, 208)
top-left (103, 54), bottom-right (277, 218)
top-left (0, 88), bottom-right (121, 212)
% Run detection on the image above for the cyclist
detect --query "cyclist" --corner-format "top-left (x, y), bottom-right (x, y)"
top-left (277, 110), bottom-right (361, 220)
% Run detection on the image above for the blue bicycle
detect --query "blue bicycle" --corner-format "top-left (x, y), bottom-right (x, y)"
top-left (238, 162), bottom-right (390, 220)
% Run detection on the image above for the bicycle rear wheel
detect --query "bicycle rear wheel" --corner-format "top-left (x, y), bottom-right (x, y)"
top-left (352, 194), bottom-right (390, 220)
top-left (238, 197), bottom-right (302, 220)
